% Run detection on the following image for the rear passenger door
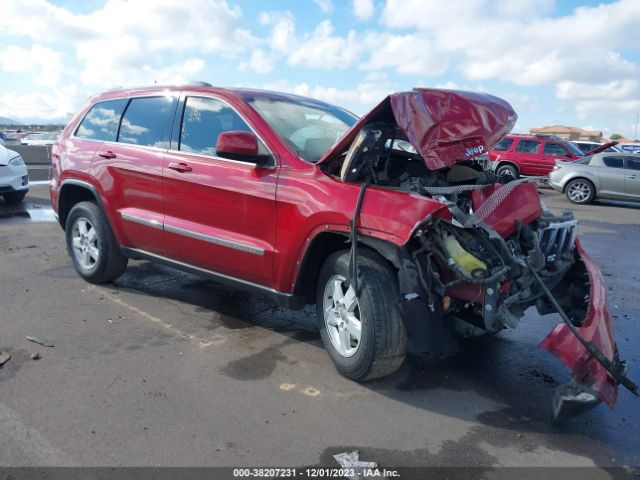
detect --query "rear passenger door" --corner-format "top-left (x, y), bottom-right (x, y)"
top-left (163, 95), bottom-right (278, 286)
top-left (90, 95), bottom-right (177, 254)
top-left (513, 139), bottom-right (542, 175)
top-left (624, 157), bottom-right (640, 198)
top-left (598, 156), bottom-right (626, 197)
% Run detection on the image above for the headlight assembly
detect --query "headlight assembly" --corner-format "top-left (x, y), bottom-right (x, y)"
top-left (9, 155), bottom-right (25, 166)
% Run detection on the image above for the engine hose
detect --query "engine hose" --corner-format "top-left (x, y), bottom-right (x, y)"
top-left (526, 259), bottom-right (638, 396)
top-left (348, 182), bottom-right (368, 294)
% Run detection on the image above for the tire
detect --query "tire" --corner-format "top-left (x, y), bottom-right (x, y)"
top-left (496, 164), bottom-right (518, 181)
top-left (65, 201), bottom-right (128, 283)
top-left (3, 191), bottom-right (27, 204)
top-left (316, 249), bottom-right (406, 381)
top-left (565, 178), bottom-right (595, 204)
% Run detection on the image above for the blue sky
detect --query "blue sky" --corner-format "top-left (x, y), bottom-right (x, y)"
top-left (1, 0), bottom-right (639, 139)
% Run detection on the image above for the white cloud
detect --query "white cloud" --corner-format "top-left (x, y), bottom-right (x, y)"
top-left (313, 0), bottom-right (334, 14)
top-left (353, 0), bottom-right (374, 20)
top-left (0, 44), bottom-right (63, 87)
top-left (259, 11), bottom-right (295, 52)
top-left (359, 32), bottom-right (448, 76)
top-left (288, 21), bottom-right (361, 69)
top-left (239, 49), bottom-right (275, 74)
top-left (0, 85), bottom-right (78, 121)
top-left (0, 0), bottom-right (253, 90)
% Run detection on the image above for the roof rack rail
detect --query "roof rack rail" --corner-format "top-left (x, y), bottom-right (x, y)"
top-left (533, 134), bottom-right (562, 140)
top-left (187, 81), bottom-right (213, 87)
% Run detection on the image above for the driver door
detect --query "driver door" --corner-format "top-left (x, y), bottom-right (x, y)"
top-left (163, 95), bottom-right (278, 286)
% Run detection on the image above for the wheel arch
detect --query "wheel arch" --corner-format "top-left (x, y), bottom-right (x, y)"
top-left (562, 174), bottom-right (598, 194)
top-left (292, 230), bottom-right (403, 304)
top-left (495, 160), bottom-right (520, 174)
top-left (58, 179), bottom-right (103, 229)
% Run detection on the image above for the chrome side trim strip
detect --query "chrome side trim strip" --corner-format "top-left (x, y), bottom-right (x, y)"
top-left (164, 223), bottom-right (265, 256)
top-left (121, 212), bottom-right (163, 230)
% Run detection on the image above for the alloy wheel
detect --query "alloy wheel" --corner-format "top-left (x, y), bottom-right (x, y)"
top-left (567, 181), bottom-right (591, 203)
top-left (322, 275), bottom-right (362, 357)
top-left (71, 217), bottom-right (100, 270)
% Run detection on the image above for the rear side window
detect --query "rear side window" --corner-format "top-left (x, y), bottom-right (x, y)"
top-left (118, 96), bottom-right (174, 148)
top-left (543, 142), bottom-right (570, 156)
top-left (603, 156), bottom-right (624, 168)
top-left (515, 140), bottom-right (540, 154)
top-left (75, 99), bottom-right (128, 141)
top-left (179, 96), bottom-right (266, 157)
top-left (626, 157), bottom-right (640, 171)
top-left (493, 138), bottom-right (513, 151)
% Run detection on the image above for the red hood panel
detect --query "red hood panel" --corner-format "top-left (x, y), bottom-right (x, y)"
top-left (318, 88), bottom-right (517, 171)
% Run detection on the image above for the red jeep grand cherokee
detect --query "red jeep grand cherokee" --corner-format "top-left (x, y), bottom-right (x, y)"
top-left (51, 85), bottom-right (635, 419)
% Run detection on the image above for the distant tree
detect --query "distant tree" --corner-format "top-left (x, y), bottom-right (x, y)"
top-left (610, 133), bottom-right (623, 140)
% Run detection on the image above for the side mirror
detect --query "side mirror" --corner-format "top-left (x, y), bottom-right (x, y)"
top-left (216, 131), bottom-right (269, 164)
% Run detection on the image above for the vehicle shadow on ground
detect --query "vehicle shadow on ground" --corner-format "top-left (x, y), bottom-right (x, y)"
top-left (105, 260), bottom-right (640, 467)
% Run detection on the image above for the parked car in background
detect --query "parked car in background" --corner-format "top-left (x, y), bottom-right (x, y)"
top-left (549, 152), bottom-right (640, 204)
top-left (572, 140), bottom-right (621, 154)
top-left (487, 134), bottom-right (614, 179)
top-left (0, 143), bottom-right (29, 204)
top-left (49, 84), bottom-right (634, 418)
top-left (619, 143), bottom-right (640, 154)
top-left (21, 131), bottom-right (58, 146)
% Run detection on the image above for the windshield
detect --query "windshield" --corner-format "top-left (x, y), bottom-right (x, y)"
top-left (244, 94), bottom-right (357, 162)
top-left (566, 142), bottom-right (585, 156)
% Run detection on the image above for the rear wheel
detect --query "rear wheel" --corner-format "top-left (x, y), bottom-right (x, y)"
top-left (565, 178), bottom-right (595, 204)
top-left (316, 249), bottom-right (406, 381)
top-left (65, 201), bottom-right (128, 283)
top-left (496, 164), bottom-right (518, 181)
top-left (3, 191), bottom-right (27, 204)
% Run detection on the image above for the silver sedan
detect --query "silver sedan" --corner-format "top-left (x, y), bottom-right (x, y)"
top-left (548, 153), bottom-right (640, 204)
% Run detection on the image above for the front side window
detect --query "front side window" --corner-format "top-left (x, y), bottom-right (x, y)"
top-left (75, 99), bottom-right (128, 141)
top-left (118, 96), bottom-right (174, 148)
top-left (244, 94), bottom-right (357, 162)
top-left (493, 138), bottom-right (513, 151)
top-left (543, 142), bottom-right (570, 156)
top-left (603, 156), bottom-right (624, 168)
top-left (179, 96), bottom-right (267, 157)
top-left (515, 140), bottom-right (540, 154)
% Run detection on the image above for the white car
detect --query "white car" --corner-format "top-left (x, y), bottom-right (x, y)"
top-left (21, 132), bottom-right (58, 146)
top-left (0, 142), bottom-right (29, 204)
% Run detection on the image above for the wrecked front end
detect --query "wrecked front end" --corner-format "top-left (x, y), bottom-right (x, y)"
top-left (322, 88), bottom-right (636, 419)
top-left (409, 180), bottom-right (633, 419)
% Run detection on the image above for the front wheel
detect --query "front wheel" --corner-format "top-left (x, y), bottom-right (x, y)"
top-left (316, 249), bottom-right (406, 381)
top-left (565, 178), bottom-right (595, 204)
top-left (65, 201), bottom-right (128, 283)
top-left (496, 164), bottom-right (518, 181)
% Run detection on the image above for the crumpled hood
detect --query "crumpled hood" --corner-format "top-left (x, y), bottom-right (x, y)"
top-left (0, 145), bottom-right (19, 166)
top-left (317, 88), bottom-right (517, 171)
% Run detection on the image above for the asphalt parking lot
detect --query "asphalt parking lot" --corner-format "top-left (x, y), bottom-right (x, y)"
top-left (1, 184), bottom-right (639, 473)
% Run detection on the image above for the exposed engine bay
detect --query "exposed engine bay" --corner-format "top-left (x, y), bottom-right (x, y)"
top-left (329, 120), bottom-right (637, 419)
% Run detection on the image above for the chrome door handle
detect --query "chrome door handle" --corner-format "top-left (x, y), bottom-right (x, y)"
top-left (98, 151), bottom-right (116, 159)
top-left (627, 175), bottom-right (637, 179)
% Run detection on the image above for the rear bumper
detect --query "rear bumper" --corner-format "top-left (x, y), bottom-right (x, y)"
top-left (540, 239), bottom-right (619, 407)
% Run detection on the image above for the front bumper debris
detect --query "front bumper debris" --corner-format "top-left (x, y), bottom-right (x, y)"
top-left (540, 239), bottom-right (636, 417)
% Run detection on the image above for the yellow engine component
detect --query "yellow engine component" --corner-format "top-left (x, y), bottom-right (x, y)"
top-left (443, 235), bottom-right (488, 277)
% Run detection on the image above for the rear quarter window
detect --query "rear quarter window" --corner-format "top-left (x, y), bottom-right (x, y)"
top-left (75, 99), bottom-right (128, 141)
top-left (603, 156), bottom-right (624, 168)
